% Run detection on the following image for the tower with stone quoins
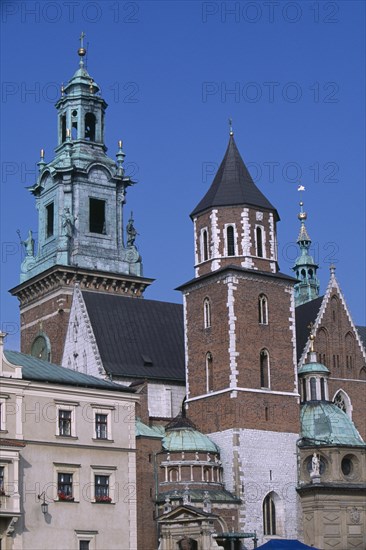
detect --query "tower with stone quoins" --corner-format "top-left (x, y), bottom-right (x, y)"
top-left (178, 131), bottom-right (302, 537)
top-left (10, 43), bottom-right (152, 364)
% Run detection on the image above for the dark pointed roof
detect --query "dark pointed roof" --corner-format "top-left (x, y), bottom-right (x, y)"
top-left (191, 135), bottom-right (279, 220)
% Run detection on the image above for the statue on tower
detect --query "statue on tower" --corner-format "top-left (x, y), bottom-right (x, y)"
top-left (126, 212), bottom-right (138, 247)
top-left (62, 207), bottom-right (76, 238)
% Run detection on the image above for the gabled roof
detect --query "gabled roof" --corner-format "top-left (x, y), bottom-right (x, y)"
top-left (295, 296), bottom-right (323, 362)
top-left (82, 292), bottom-right (185, 382)
top-left (4, 350), bottom-right (132, 392)
top-left (190, 135), bottom-right (279, 219)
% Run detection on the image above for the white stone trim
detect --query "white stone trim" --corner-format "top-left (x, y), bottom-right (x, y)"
top-left (210, 209), bottom-right (221, 271)
top-left (287, 286), bottom-right (299, 394)
top-left (183, 294), bottom-right (190, 399)
top-left (226, 277), bottom-right (239, 390)
top-left (186, 387), bottom-right (299, 402)
top-left (223, 223), bottom-right (237, 256)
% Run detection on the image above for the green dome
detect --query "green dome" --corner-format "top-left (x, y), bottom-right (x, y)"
top-left (300, 402), bottom-right (365, 447)
top-left (162, 427), bottom-right (219, 453)
top-left (298, 362), bottom-right (330, 375)
top-left (162, 414), bottom-right (219, 453)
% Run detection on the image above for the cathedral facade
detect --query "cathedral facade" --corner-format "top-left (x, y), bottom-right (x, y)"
top-left (4, 44), bottom-right (366, 550)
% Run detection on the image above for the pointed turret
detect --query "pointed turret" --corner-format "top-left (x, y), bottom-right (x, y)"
top-left (191, 130), bottom-right (280, 277)
top-left (293, 200), bottom-right (320, 306)
top-left (191, 134), bottom-right (279, 220)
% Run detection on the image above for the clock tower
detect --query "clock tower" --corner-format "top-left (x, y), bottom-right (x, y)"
top-left (11, 39), bottom-right (152, 363)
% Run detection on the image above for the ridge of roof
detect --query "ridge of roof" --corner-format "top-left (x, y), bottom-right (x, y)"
top-left (190, 135), bottom-right (279, 219)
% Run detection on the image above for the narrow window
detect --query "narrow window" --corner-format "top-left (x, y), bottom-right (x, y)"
top-left (58, 473), bottom-right (73, 500)
top-left (80, 542), bottom-right (90, 550)
top-left (206, 352), bottom-right (213, 392)
top-left (203, 298), bottom-right (211, 329)
top-left (203, 467), bottom-right (210, 482)
top-left (226, 225), bottom-right (235, 256)
top-left (256, 226), bottom-right (263, 257)
top-left (258, 294), bottom-right (268, 325)
top-left (260, 349), bottom-right (270, 388)
top-left (333, 355), bottom-right (336, 369)
top-left (265, 407), bottom-right (269, 421)
top-left (263, 493), bottom-right (276, 535)
top-left (302, 378), bottom-right (307, 402)
top-left (89, 198), bottom-right (106, 234)
top-left (85, 113), bottom-right (96, 141)
top-left (71, 121), bottom-right (78, 140)
top-left (61, 114), bottom-right (66, 142)
top-left (95, 413), bottom-right (108, 440)
top-left (46, 202), bottom-right (54, 238)
top-left (0, 466), bottom-right (4, 494)
top-left (320, 378), bottom-right (325, 400)
top-left (58, 410), bottom-right (71, 436)
top-left (168, 468), bottom-right (178, 482)
top-left (95, 475), bottom-right (110, 502)
top-left (310, 377), bottom-right (317, 400)
top-left (202, 229), bottom-right (209, 262)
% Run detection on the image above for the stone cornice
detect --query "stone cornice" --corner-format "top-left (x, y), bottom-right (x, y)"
top-left (10, 265), bottom-right (154, 307)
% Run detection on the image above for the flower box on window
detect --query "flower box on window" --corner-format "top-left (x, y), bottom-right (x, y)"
top-left (58, 491), bottom-right (74, 501)
top-left (95, 495), bottom-right (112, 503)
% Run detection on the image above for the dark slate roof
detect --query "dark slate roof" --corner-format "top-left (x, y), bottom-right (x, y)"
top-left (295, 296), bottom-right (323, 362)
top-left (177, 264), bottom-right (296, 291)
top-left (191, 135), bottom-right (279, 220)
top-left (82, 292), bottom-right (185, 382)
top-left (4, 350), bottom-right (132, 392)
top-left (356, 325), bottom-right (366, 349)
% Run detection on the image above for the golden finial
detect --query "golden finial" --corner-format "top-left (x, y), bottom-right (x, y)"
top-left (40, 149), bottom-right (45, 159)
top-left (228, 117), bottom-right (234, 136)
top-left (66, 128), bottom-right (71, 138)
top-left (297, 186), bottom-right (307, 221)
top-left (118, 140), bottom-right (123, 149)
top-left (78, 31), bottom-right (86, 58)
top-left (61, 83), bottom-right (64, 97)
top-left (89, 79), bottom-right (94, 94)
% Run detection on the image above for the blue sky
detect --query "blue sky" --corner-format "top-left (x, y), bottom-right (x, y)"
top-left (1, 0), bottom-right (365, 350)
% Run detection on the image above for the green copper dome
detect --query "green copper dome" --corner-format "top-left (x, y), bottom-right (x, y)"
top-left (162, 414), bottom-right (219, 453)
top-left (298, 362), bottom-right (330, 375)
top-left (300, 402), bottom-right (365, 447)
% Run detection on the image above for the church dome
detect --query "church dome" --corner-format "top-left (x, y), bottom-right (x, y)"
top-left (162, 414), bottom-right (219, 453)
top-left (298, 361), bottom-right (330, 375)
top-left (300, 402), bottom-right (365, 447)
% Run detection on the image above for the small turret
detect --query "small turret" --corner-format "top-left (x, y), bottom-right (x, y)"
top-left (293, 196), bottom-right (320, 306)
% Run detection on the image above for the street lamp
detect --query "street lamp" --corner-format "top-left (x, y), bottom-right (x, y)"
top-left (38, 492), bottom-right (48, 515)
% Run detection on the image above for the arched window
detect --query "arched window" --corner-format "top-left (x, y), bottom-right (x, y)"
top-left (320, 378), bottom-right (325, 400)
top-left (206, 352), bottom-right (213, 393)
top-left (301, 378), bottom-right (307, 402)
top-left (331, 295), bottom-right (339, 322)
top-left (360, 367), bottom-right (366, 380)
top-left (263, 493), bottom-right (276, 535)
top-left (203, 467), bottom-right (210, 482)
top-left (203, 298), bottom-right (211, 329)
top-left (310, 377), bottom-right (317, 400)
top-left (85, 113), bottom-right (96, 141)
top-left (258, 294), bottom-right (268, 325)
top-left (333, 389), bottom-right (352, 418)
top-left (345, 332), bottom-right (355, 370)
top-left (226, 225), bottom-right (235, 256)
top-left (201, 229), bottom-right (209, 262)
top-left (256, 226), bottom-right (263, 257)
top-left (260, 349), bottom-right (270, 388)
top-left (168, 468), bottom-right (178, 482)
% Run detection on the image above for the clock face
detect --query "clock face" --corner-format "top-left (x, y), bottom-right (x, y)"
top-left (31, 335), bottom-right (50, 361)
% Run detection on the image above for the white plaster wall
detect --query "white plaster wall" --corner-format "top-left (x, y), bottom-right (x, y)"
top-left (147, 383), bottom-right (186, 418)
top-left (209, 428), bottom-right (301, 548)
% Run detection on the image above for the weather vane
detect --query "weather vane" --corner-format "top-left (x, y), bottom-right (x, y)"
top-left (228, 117), bottom-right (233, 136)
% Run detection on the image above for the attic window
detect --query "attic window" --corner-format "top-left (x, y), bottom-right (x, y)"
top-left (142, 354), bottom-right (153, 366)
top-left (89, 198), bottom-right (106, 234)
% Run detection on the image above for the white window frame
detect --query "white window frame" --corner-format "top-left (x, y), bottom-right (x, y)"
top-left (75, 531), bottom-right (98, 550)
top-left (90, 405), bottom-right (115, 441)
top-left (0, 395), bottom-right (9, 432)
top-left (90, 466), bottom-right (117, 504)
top-left (53, 462), bottom-right (81, 502)
top-left (200, 227), bottom-right (209, 263)
top-left (258, 294), bottom-right (268, 325)
top-left (203, 298), bottom-right (211, 329)
top-left (55, 401), bottom-right (78, 438)
top-left (224, 223), bottom-right (237, 256)
top-left (255, 224), bottom-right (266, 258)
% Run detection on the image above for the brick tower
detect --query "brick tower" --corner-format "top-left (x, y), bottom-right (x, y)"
top-left (10, 39), bottom-right (152, 364)
top-left (178, 129), bottom-right (301, 544)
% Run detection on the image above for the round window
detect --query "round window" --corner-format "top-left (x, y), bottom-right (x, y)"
top-left (341, 457), bottom-right (353, 476)
top-left (72, 110), bottom-right (78, 117)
